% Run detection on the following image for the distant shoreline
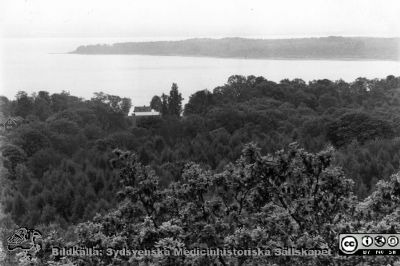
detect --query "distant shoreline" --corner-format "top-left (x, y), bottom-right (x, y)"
top-left (70, 37), bottom-right (400, 61)
top-left (64, 52), bottom-right (400, 62)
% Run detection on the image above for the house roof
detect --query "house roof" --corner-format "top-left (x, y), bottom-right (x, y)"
top-left (5, 118), bottom-right (17, 124)
top-left (1, 117), bottom-right (24, 125)
top-left (134, 106), bottom-right (152, 112)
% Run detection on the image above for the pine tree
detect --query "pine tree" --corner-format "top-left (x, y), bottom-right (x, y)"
top-left (168, 83), bottom-right (183, 117)
top-left (160, 93), bottom-right (169, 116)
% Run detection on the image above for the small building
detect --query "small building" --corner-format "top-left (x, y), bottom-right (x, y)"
top-left (1, 117), bottom-right (24, 131)
top-left (132, 106), bottom-right (160, 117)
top-left (131, 106), bottom-right (160, 127)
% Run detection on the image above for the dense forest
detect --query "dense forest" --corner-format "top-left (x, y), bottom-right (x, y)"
top-left (72, 37), bottom-right (400, 60)
top-left (1, 74), bottom-right (400, 265)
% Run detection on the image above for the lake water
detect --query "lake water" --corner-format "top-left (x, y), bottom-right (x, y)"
top-left (1, 38), bottom-right (400, 106)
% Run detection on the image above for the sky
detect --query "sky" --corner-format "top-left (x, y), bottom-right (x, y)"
top-left (1, 0), bottom-right (400, 39)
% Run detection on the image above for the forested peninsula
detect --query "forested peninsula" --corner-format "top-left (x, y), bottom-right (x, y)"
top-left (71, 37), bottom-right (400, 60)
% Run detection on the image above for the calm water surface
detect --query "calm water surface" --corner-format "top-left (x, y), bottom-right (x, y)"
top-left (1, 38), bottom-right (400, 105)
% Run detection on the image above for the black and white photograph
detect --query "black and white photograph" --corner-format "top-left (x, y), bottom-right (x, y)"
top-left (0, 0), bottom-right (400, 265)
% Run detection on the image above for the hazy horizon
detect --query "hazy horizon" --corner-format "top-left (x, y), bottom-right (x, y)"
top-left (3, 35), bottom-right (400, 40)
top-left (1, 0), bottom-right (400, 39)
